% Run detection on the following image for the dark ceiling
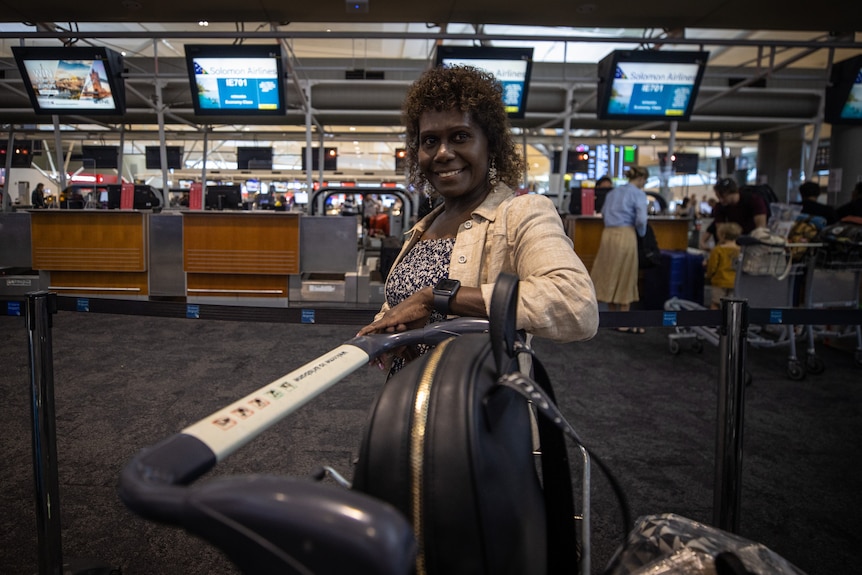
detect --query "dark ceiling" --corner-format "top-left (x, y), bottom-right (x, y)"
top-left (0, 0), bottom-right (858, 32)
top-left (0, 6), bottom-right (859, 143)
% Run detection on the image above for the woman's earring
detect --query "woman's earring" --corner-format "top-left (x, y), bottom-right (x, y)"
top-left (421, 176), bottom-right (436, 208)
top-left (488, 158), bottom-right (498, 188)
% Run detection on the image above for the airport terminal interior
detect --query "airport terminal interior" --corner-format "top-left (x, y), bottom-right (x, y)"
top-left (1, 3), bottom-right (862, 575)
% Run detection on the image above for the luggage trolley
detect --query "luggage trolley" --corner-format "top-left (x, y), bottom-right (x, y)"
top-left (118, 316), bottom-right (593, 575)
top-left (801, 237), bottom-right (862, 371)
top-left (666, 234), bottom-right (819, 380)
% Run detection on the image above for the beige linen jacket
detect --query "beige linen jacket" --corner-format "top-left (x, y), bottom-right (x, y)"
top-left (376, 184), bottom-right (599, 343)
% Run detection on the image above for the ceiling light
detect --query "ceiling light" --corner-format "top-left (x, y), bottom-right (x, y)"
top-left (198, 20), bottom-right (209, 27)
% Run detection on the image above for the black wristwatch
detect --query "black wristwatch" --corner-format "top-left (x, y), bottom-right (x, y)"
top-left (432, 278), bottom-right (461, 316)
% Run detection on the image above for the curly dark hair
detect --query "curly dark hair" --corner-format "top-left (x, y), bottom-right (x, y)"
top-left (401, 65), bottom-right (525, 190)
top-left (714, 176), bottom-right (738, 197)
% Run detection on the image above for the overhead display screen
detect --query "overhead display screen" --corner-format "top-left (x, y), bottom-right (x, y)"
top-left (184, 44), bottom-right (286, 116)
top-left (839, 73), bottom-right (862, 120)
top-left (12, 46), bottom-right (126, 115)
top-left (597, 50), bottom-right (709, 121)
top-left (825, 55), bottom-right (862, 124)
top-left (435, 46), bottom-right (534, 119)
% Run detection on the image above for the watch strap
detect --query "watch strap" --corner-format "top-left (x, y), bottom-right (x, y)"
top-left (433, 291), bottom-right (452, 316)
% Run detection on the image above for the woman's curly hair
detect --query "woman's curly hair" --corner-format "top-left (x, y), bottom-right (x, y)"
top-left (401, 65), bottom-right (525, 190)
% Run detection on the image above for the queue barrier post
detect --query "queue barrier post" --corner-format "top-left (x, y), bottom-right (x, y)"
top-left (25, 291), bottom-right (120, 575)
top-left (713, 297), bottom-right (749, 533)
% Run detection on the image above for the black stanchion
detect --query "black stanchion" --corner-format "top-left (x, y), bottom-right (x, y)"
top-left (713, 298), bottom-right (749, 533)
top-left (27, 291), bottom-right (64, 575)
top-left (25, 291), bottom-right (120, 575)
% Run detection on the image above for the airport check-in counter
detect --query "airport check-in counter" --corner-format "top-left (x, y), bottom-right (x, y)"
top-left (28, 210), bottom-right (151, 298)
top-left (2, 208), bottom-right (388, 308)
top-left (564, 215), bottom-right (691, 271)
top-left (182, 211), bottom-right (300, 307)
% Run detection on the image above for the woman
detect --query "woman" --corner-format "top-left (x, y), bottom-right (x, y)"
top-left (31, 182), bottom-right (45, 208)
top-left (589, 166), bottom-right (649, 333)
top-left (357, 65), bottom-right (598, 373)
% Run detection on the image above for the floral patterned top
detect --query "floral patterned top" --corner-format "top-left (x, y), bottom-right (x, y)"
top-left (384, 237), bottom-right (455, 374)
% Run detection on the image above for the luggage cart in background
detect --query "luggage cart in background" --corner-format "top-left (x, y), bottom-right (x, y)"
top-left (801, 239), bottom-right (862, 372)
top-left (666, 234), bottom-right (818, 380)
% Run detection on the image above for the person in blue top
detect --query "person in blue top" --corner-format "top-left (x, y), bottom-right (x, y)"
top-left (589, 165), bottom-right (649, 333)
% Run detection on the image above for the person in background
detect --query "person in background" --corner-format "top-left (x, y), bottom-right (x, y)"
top-left (589, 165), bottom-right (649, 333)
top-left (699, 177), bottom-right (768, 249)
top-left (363, 193), bottom-right (382, 230)
top-left (357, 64), bottom-right (598, 374)
top-left (699, 194), bottom-right (712, 217)
top-left (835, 181), bottom-right (862, 220)
top-left (677, 195), bottom-right (694, 218)
top-left (594, 175), bottom-right (614, 213)
top-left (795, 181), bottom-right (836, 224)
top-left (676, 195), bottom-right (698, 247)
top-left (340, 193), bottom-right (358, 216)
top-left (31, 182), bottom-right (45, 208)
top-left (690, 194), bottom-right (701, 217)
top-left (705, 222), bottom-right (742, 310)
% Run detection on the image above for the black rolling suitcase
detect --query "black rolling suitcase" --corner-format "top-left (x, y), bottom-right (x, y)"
top-left (352, 273), bottom-right (625, 575)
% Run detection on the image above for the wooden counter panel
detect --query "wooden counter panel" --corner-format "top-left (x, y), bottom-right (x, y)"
top-left (30, 212), bottom-right (147, 271)
top-left (568, 218), bottom-right (604, 272)
top-left (48, 271), bottom-right (149, 295)
top-left (187, 273), bottom-right (288, 297)
top-left (564, 216), bottom-right (690, 272)
top-left (650, 219), bottom-right (689, 251)
top-left (184, 213), bottom-right (300, 275)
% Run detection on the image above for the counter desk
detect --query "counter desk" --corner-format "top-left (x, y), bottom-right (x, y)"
top-left (30, 209), bottom-right (151, 297)
top-left (12, 209), bottom-right (379, 308)
top-left (181, 211), bottom-right (300, 306)
top-left (564, 215), bottom-right (691, 270)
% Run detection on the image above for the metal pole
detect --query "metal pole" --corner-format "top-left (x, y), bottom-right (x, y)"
top-left (26, 291), bottom-right (63, 575)
top-left (714, 297), bottom-right (749, 533)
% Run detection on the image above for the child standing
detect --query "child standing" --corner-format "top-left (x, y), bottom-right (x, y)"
top-left (706, 222), bottom-right (743, 309)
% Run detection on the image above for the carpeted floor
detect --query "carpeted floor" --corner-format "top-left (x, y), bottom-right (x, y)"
top-left (1, 309), bottom-right (860, 575)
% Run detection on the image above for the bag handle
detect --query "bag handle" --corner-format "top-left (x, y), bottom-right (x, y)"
top-left (489, 272), bottom-right (520, 375)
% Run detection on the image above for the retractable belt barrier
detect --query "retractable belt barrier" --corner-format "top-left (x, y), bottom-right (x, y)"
top-left (16, 293), bottom-right (860, 329)
top-left (4, 292), bottom-right (861, 572)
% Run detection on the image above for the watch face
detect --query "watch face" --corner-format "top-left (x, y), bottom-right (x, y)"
top-left (435, 278), bottom-right (460, 293)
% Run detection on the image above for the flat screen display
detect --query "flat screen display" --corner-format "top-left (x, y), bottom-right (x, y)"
top-left (825, 55), bottom-right (862, 125)
top-left (597, 50), bottom-right (709, 121)
top-left (435, 46), bottom-right (534, 119)
top-left (12, 46), bottom-right (126, 115)
top-left (301, 147), bottom-right (338, 171)
top-left (0, 141), bottom-right (34, 168)
top-left (145, 146), bottom-right (183, 170)
top-left (80, 145), bottom-right (120, 169)
top-left (205, 185), bottom-right (243, 210)
top-left (184, 44), bottom-right (286, 116)
top-left (237, 147), bottom-right (273, 170)
top-left (658, 152), bottom-right (699, 174)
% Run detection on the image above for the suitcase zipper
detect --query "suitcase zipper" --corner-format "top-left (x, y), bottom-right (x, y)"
top-left (410, 338), bottom-right (451, 575)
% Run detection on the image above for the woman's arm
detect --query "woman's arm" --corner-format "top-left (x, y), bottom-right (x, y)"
top-left (487, 194), bottom-right (599, 342)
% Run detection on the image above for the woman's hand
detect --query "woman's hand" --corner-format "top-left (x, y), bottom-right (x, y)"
top-left (356, 287), bottom-right (434, 337)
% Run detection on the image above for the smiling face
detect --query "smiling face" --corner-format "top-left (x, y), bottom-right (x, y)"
top-left (418, 108), bottom-right (491, 206)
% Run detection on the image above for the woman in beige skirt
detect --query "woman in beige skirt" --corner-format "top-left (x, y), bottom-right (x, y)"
top-left (590, 166), bottom-right (649, 333)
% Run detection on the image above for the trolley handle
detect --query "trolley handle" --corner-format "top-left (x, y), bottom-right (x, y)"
top-left (736, 234), bottom-right (785, 247)
top-left (736, 234), bottom-right (825, 249)
top-left (119, 317), bottom-right (489, 523)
